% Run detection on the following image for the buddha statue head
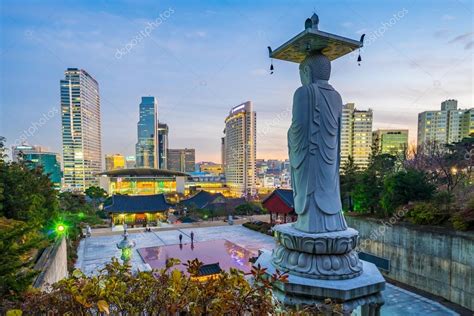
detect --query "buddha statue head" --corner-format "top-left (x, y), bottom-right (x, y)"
top-left (299, 52), bottom-right (331, 85)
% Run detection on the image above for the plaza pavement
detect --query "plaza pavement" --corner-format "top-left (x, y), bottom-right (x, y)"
top-left (76, 224), bottom-right (458, 316)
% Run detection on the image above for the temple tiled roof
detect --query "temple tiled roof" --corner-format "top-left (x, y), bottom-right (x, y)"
top-left (104, 194), bottom-right (172, 213)
top-left (263, 189), bottom-right (294, 208)
top-left (181, 191), bottom-right (225, 209)
top-left (197, 263), bottom-right (222, 276)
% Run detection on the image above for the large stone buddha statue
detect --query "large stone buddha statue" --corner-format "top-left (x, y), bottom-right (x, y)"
top-left (288, 52), bottom-right (347, 233)
top-left (256, 16), bottom-right (385, 315)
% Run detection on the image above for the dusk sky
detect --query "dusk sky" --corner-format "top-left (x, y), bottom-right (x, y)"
top-left (1, 0), bottom-right (472, 163)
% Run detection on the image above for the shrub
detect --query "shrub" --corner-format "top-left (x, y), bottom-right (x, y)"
top-left (407, 202), bottom-right (446, 225)
top-left (243, 222), bottom-right (273, 236)
top-left (381, 170), bottom-right (435, 215)
top-left (451, 197), bottom-right (474, 231)
top-left (6, 258), bottom-right (342, 315)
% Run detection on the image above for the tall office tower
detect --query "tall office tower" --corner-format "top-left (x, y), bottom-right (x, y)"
top-left (167, 148), bottom-right (195, 173)
top-left (157, 123), bottom-right (169, 169)
top-left (60, 68), bottom-right (102, 191)
top-left (372, 129), bottom-right (408, 156)
top-left (417, 99), bottom-right (473, 146)
top-left (223, 101), bottom-right (257, 197)
top-left (12, 144), bottom-right (62, 187)
top-left (340, 103), bottom-right (373, 169)
top-left (135, 96), bottom-right (158, 168)
top-left (105, 154), bottom-right (125, 171)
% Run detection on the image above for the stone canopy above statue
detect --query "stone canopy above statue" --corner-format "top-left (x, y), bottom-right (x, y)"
top-left (268, 13), bottom-right (364, 63)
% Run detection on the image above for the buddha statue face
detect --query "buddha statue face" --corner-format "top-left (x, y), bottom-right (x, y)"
top-left (299, 53), bottom-right (331, 85)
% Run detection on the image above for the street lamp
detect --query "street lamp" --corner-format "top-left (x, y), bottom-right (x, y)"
top-left (55, 222), bottom-right (68, 235)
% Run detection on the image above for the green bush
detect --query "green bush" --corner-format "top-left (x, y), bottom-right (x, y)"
top-left (451, 197), bottom-right (474, 231)
top-left (242, 222), bottom-right (273, 236)
top-left (407, 202), bottom-right (446, 225)
top-left (381, 170), bottom-right (435, 215)
top-left (235, 202), bottom-right (263, 215)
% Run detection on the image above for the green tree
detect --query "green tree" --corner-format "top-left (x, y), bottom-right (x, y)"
top-left (235, 202), bottom-right (262, 215)
top-left (352, 147), bottom-right (397, 214)
top-left (84, 186), bottom-right (108, 210)
top-left (340, 155), bottom-right (358, 211)
top-left (58, 192), bottom-right (85, 212)
top-left (0, 218), bottom-right (46, 299)
top-left (0, 152), bottom-right (58, 225)
top-left (0, 137), bottom-right (60, 300)
top-left (381, 169), bottom-right (435, 215)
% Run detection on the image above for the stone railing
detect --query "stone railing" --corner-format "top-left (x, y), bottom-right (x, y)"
top-left (346, 216), bottom-right (473, 311)
top-left (33, 236), bottom-right (68, 291)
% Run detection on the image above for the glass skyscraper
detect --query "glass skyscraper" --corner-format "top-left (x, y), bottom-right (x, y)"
top-left (60, 68), bottom-right (102, 191)
top-left (12, 144), bottom-right (62, 188)
top-left (135, 96), bottom-right (158, 168)
top-left (158, 123), bottom-right (168, 169)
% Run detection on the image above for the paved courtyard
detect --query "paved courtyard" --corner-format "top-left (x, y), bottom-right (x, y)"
top-left (76, 225), bottom-right (458, 316)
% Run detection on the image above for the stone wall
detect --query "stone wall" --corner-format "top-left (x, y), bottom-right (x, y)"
top-left (346, 216), bottom-right (473, 311)
top-left (33, 236), bottom-right (68, 291)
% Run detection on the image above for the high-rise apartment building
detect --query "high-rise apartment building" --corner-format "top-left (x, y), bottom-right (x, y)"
top-left (105, 154), bottom-right (125, 171)
top-left (157, 123), bottom-right (168, 169)
top-left (340, 103), bottom-right (373, 169)
top-left (417, 100), bottom-right (473, 146)
top-left (167, 148), bottom-right (195, 173)
top-left (135, 96), bottom-right (158, 168)
top-left (223, 101), bottom-right (256, 197)
top-left (60, 68), bottom-right (102, 191)
top-left (462, 109), bottom-right (474, 138)
top-left (372, 129), bottom-right (408, 156)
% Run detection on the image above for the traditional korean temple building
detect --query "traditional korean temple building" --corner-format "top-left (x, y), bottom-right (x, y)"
top-left (180, 190), bottom-right (226, 210)
top-left (262, 189), bottom-right (296, 224)
top-left (105, 194), bottom-right (172, 227)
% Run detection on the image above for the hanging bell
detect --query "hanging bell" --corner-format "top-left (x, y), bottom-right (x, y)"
top-left (270, 62), bottom-right (274, 74)
top-left (357, 53), bottom-right (362, 66)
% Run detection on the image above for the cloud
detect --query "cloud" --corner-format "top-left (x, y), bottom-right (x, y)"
top-left (448, 32), bottom-right (474, 50)
top-left (433, 29), bottom-right (451, 38)
top-left (441, 14), bottom-right (455, 21)
top-left (185, 31), bottom-right (207, 38)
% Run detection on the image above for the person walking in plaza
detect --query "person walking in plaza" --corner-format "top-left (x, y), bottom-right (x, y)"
top-left (190, 231), bottom-right (194, 244)
top-left (179, 233), bottom-right (183, 244)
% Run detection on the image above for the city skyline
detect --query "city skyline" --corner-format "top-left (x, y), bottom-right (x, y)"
top-left (1, 1), bottom-right (472, 162)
